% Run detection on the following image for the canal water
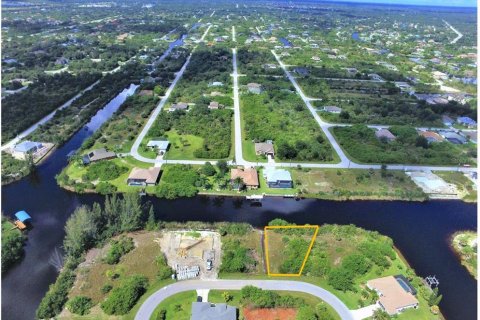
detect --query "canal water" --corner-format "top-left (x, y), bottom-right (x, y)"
top-left (1, 85), bottom-right (477, 319)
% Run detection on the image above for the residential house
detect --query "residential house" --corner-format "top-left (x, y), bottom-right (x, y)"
top-left (427, 97), bottom-right (448, 105)
top-left (345, 67), bottom-right (358, 76)
top-left (147, 140), bottom-right (170, 155)
top-left (169, 102), bottom-right (189, 112)
top-left (263, 168), bottom-right (293, 188)
top-left (208, 101), bottom-right (224, 109)
top-left (247, 83), bottom-right (262, 94)
top-left (127, 167), bottom-right (161, 186)
top-left (367, 275), bottom-right (419, 316)
top-left (442, 115), bottom-right (454, 126)
top-left (439, 131), bottom-right (467, 144)
top-left (418, 131), bottom-right (443, 143)
top-left (208, 81), bottom-right (224, 87)
top-left (82, 148), bottom-right (116, 164)
top-left (322, 106), bottom-right (342, 114)
top-left (191, 302), bottom-right (237, 320)
top-left (368, 73), bottom-right (384, 81)
top-left (311, 56), bottom-right (321, 62)
top-left (293, 67), bottom-right (309, 76)
top-left (461, 130), bottom-right (477, 144)
top-left (138, 90), bottom-right (154, 96)
top-left (263, 63), bottom-right (277, 70)
top-left (55, 57), bottom-right (69, 65)
top-left (12, 141), bottom-right (43, 160)
top-left (117, 33), bottom-right (129, 42)
top-left (457, 117), bottom-right (477, 128)
top-left (375, 128), bottom-right (396, 142)
top-left (230, 167), bottom-right (259, 190)
top-left (254, 141), bottom-right (274, 157)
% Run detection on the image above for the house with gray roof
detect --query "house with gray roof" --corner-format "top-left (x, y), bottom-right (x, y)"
top-left (191, 302), bottom-right (237, 320)
top-left (375, 128), bottom-right (396, 142)
top-left (147, 140), bottom-right (170, 155)
top-left (12, 141), bottom-right (43, 160)
top-left (322, 106), bottom-right (342, 114)
top-left (263, 167), bottom-right (293, 188)
top-left (82, 148), bottom-right (116, 164)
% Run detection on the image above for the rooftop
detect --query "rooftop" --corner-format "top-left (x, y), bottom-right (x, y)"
top-left (367, 275), bottom-right (419, 315)
top-left (231, 167), bottom-right (259, 187)
top-left (127, 167), bottom-right (161, 184)
top-left (191, 302), bottom-right (237, 320)
top-left (14, 141), bottom-right (42, 153)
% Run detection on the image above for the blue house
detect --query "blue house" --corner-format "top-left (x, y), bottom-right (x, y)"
top-left (457, 116), bottom-right (477, 128)
top-left (264, 168), bottom-right (293, 188)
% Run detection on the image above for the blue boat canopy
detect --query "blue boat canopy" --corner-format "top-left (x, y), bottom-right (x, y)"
top-left (15, 211), bottom-right (31, 222)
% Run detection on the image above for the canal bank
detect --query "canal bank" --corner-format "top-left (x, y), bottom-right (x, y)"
top-left (1, 90), bottom-right (477, 320)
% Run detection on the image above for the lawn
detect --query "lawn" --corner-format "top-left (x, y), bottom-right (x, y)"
top-left (163, 129), bottom-right (204, 160)
top-left (62, 157), bottom-right (157, 194)
top-left (291, 167), bottom-right (426, 201)
top-left (209, 289), bottom-right (341, 320)
top-left (150, 291), bottom-right (197, 320)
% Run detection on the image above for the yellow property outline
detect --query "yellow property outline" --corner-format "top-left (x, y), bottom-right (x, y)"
top-left (264, 225), bottom-right (320, 276)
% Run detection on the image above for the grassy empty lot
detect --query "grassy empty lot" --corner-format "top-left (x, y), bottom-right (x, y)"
top-left (265, 227), bottom-right (317, 275)
top-left (291, 167), bottom-right (426, 200)
top-left (163, 129), bottom-right (204, 160)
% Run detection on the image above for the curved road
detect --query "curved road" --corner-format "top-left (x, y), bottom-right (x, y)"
top-left (135, 279), bottom-right (354, 320)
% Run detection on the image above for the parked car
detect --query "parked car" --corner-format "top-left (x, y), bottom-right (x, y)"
top-left (206, 259), bottom-right (213, 271)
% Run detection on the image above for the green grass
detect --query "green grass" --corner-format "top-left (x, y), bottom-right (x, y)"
top-left (163, 129), bottom-right (204, 160)
top-left (149, 291), bottom-right (196, 320)
top-left (209, 289), bottom-right (341, 320)
top-left (291, 168), bottom-right (426, 200)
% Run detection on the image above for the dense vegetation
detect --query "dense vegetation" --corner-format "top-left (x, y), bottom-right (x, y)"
top-left (66, 296), bottom-right (93, 316)
top-left (2, 72), bottom-right (100, 141)
top-left (85, 161), bottom-right (128, 181)
top-left (155, 164), bottom-right (200, 199)
top-left (29, 63), bottom-right (146, 145)
top-left (148, 107), bottom-right (233, 159)
top-left (1, 152), bottom-right (34, 185)
top-left (1, 217), bottom-right (26, 273)
top-left (104, 236), bottom-right (135, 265)
top-left (100, 274), bottom-right (149, 315)
top-left (220, 239), bottom-right (256, 273)
top-left (36, 194), bottom-right (153, 318)
top-left (241, 76), bottom-right (334, 162)
top-left (333, 125), bottom-right (475, 165)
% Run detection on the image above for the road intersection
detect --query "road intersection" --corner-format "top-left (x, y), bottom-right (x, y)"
top-left (129, 34), bottom-right (475, 173)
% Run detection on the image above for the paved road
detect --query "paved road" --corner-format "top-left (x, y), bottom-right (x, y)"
top-left (1, 79), bottom-right (100, 151)
top-left (443, 20), bottom-right (463, 44)
top-left (130, 24), bottom-right (212, 162)
top-left (128, 43), bottom-right (475, 173)
top-left (135, 279), bottom-right (354, 320)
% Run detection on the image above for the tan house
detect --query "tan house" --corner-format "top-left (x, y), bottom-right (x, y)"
top-left (208, 101), bottom-right (224, 109)
top-left (230, 167), bottom-right (259, 190)
top-left (127, 167), bottom-right (161, 186)
top-left (367, 276), bottom-right (419, 315)
top-left (418, 131), bottom-right (444, 143)
top-left (254, 142), bottom-right (275, 157)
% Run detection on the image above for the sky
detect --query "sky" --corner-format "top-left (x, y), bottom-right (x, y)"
top-left (325, 0), bottom-right (477, 7)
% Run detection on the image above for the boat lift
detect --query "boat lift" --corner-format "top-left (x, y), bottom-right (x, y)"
top-left (13, 210), bottom-right (31, 231)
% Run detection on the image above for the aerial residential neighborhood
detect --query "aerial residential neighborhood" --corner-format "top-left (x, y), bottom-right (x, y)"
top-left (0, 1), bottom-right (477, 320)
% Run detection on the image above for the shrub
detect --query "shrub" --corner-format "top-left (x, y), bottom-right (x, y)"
top-left (85, 161), bottom-right (127, 181)
top-left (67, 296), bottom-right (93, 315)
top-left (104, 236), bottom-right (135, 265)
top-left (156, 255), bottom-right (174, 280)
top-left (101, 284), bottom-right (113, 294)
top-left (155, 309), bottom-right (167, 320)
top-left (101, 275), bottom-right (148, 315)
top-left (96, 182), bottom-right (118, 195)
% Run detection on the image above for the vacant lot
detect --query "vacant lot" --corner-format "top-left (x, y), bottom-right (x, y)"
top-left (291, 168), bottom-right (426, 200)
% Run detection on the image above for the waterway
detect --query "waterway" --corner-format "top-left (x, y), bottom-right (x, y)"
top-left (1, 86), bottom-right (477, 319)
